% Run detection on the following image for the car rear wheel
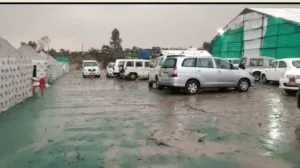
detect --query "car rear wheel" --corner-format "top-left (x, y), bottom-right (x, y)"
top-left (184, 80), bottom-right (200, 95)
top-left (83, 75), bottom-right (86, 78)
top-left (129, 73), bottom-right (138, 80)
top-left (284, 89), bottom-right (297, 96)
top-left (237, 78), bottom-right (250, 92)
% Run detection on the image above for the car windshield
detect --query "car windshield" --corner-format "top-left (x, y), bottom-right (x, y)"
top-left (292, 60), bottom-right (300, 68)
top-left (249, 58), bottom-right (264, 66)
top-left (108, 63), bottom-right (115, 68)
top-left (162, 58), bottom-right (177, 68)
top-left (83, 62), bottom-right (97, 67)
top-left (232, 60), bottom-right (240, 64)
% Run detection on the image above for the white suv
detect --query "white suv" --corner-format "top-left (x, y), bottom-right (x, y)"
top-left (120, 59), bottom-right (151, 80)
top-left (82, 60), bottom-right (101, 78)
top-left (238, 57), bottom-right (274, 81)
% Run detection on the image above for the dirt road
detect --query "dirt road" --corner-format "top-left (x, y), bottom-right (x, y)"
top-left (0, 71), bottom-right (299, 168)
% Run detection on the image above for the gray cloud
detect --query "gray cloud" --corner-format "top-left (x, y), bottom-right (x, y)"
top-left (0, 4), bottom-right (298, 51)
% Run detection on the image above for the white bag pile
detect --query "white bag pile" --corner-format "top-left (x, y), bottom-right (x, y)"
top-left (0, 37), bottom-right (32, 113)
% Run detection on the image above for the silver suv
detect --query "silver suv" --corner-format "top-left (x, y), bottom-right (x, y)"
top-left (158, 56), bottom-right (255, 95)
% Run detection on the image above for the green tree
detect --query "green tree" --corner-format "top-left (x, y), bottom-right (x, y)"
top-left (109, 28), bottom-right (123, 59)
top-left (202, 42), bottom-right (210, 50)
top-left (28, 41), bottom-right (37, 50)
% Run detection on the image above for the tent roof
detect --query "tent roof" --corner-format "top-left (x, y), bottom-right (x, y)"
top-left (0, 37), bottom-right (20, 59)
top-left (18, 45), bottom-right (41, 60)
top-left (248, 8), bottom-right (300, 24)
top-left (38, 51), bottom-right (50, 60)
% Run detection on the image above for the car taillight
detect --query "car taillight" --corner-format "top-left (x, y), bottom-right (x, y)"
top-left (172, 66), bottom-right (177, 77)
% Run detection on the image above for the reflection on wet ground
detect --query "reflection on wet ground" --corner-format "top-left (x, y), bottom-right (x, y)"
top-left (0, 71), bottom-right (300, 168)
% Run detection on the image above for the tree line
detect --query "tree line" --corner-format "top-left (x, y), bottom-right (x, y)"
top-left (21, 28), bottom-right (210, 68)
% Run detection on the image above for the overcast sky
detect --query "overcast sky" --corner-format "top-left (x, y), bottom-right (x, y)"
top-left (0, 4), bottom-right (298, 51)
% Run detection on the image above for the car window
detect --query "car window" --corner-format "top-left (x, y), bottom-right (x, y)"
top-left (292, 60), bottom-right (300, 68)
top-left (162, 58), bottom-right (177, 68)
top-left (126, 61), bottom-right (134, 67)
top-left (197, 58), bottom-right (214, 68)
top-left (182, 58), bottom-right (197, 67)
top-left (145, 62), bottom-right (150, 67)
top-left (241, 58), bottom-right (246, 64)
top-left (271, 61), bottom-right (278, 68)
top-left (214, 58), bottom-right (231, 69)
top-left (278, 61), bottom-right (287, 68)
top-left (136, 61), bottom-right (143, 67)
top-left (268, 59), bottom-right (273, 66)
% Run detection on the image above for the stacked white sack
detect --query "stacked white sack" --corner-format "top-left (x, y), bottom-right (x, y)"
top-left (0, 37), bottom-right (31, 113)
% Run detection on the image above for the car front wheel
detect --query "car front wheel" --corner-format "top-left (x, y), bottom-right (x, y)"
top-left (236, 78), bottom-right (250, 92)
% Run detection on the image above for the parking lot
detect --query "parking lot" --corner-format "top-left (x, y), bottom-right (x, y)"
top-left (1, 70), bottom-right (300, 168)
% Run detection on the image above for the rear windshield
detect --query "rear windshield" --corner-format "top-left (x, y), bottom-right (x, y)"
top-left (162, 58), bottom-right (177, 68)
top-left (249, 58), bottom-right (264, 66)
top-left (83, 62), bottom-right (97, 67)
top-left (292, 60), bottom-right (300, 68)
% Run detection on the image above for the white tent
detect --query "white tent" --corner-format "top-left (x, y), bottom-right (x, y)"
top-left (38, 51), bottom-right (64, 83)
top-left (0, 38), bottom-right (32, 113)
top-left (17, 45), bottom-right (46, 80)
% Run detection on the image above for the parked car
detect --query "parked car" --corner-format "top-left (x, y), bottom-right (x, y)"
top-left (120, 59), bottom-right (151, 80)
top-left (158, 56), bottom-right (255, 95)
top-left (106, 62), bottom-right (115, 78)
top-left (149, 49), bottom-right (212, 89)
top-left (82, 60), bottom-right (101, 78)
top-left (274, 58), bottom-right (300, 95)
top-left (238, 56), bottom-right (274, 81)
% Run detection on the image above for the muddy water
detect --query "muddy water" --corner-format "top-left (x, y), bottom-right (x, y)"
top-left (0, 71), bottom-right (300, 168)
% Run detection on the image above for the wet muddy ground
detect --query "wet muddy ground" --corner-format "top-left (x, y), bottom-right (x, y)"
top-left (1, 70), bottom-right (300, 168)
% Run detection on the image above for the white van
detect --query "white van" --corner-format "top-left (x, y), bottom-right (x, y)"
top-left (148, 49), bottom-right (212, 88)
top-left (120, 59), bottom-right (151, 80)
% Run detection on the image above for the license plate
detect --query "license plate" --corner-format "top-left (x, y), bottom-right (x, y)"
top-left (287, 82), bottom-right (298, 86)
